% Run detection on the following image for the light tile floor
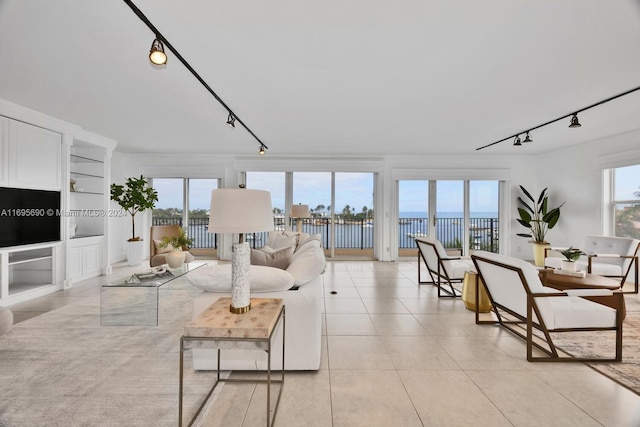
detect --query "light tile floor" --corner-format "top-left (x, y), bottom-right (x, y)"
top-left (8, 259), bottom-right (640, 427)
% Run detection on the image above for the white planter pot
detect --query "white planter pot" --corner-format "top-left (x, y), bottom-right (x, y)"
top-left (561, 260), bottom-right (578, 272)
top-left (167, 249), bottom-right (186, 268)
top-left (127, 240), bottom-right (144, 266)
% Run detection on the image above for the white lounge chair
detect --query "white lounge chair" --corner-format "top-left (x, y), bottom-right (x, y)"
top-left (472, 250), bottom-right (623, 362)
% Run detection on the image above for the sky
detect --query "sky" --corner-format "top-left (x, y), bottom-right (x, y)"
top-left (152, 174), bottom-right (500, 213)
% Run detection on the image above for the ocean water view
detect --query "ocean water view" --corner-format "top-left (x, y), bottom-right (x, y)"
top-left (154, 211), bottom-right (500, 252)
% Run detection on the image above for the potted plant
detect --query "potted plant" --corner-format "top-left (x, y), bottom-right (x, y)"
top-left (158, 227), bottom-right (193, 268)
top-left (110, 175), bottom-right (158, 265)
top-left (516, 185), bottom-right (565, 266)
top-left (559, 247), bottom-right (585, 272)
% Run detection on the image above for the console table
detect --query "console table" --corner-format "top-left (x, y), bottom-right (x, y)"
top-left (179, 297), bottom-right (285, 427)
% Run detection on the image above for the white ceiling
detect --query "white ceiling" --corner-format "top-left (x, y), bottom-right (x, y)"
top-left (1, 0), bottom-right (640, 157)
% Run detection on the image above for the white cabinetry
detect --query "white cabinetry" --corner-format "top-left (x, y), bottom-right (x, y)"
top-left (0, 243), bottom-right (62, 306)
top-left (65, 134), bottom-right (114, 285)
top-left (67, 236), bottom-right (102, 282)
top-left (8, 120), bottom-right (61, 190)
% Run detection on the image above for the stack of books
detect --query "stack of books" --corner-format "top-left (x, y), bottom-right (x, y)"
top-left (554, 268), bottom-right (586, 278)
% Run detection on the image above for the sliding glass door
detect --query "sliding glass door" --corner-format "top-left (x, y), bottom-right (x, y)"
top-left (398, 179), bottom-right (500, 257)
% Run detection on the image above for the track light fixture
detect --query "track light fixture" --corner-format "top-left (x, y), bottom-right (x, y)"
top-left (259, 145), bottom-right (266, 155)
top-left (568, 113), bottom-right (581, 128)
top-left (124, 0), bottom-right (269, 154)
top-left (148, 38), bottom-right (167, 65)
top-left (226, 112), bottom-right (236, 128)
top-left (476, 84), bottom-right (640, 151)
top-left (513, 135), bottom-right (522, 146)
top-left (523, 131), bottom-right (532, 143)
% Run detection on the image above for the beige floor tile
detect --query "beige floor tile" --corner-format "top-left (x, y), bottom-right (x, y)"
top-left (328, 336), bottom-right (395, 370)
top-left (324, 298), bottom-right (368, 314)
top-left (467, 370), bottom-right (603, 426)
top-left (535, 369), bottom-right (640, 427)
top-left (382, 335), bottom-right (459, 370)
top-left (369, 313), bottom-right (429, 335)
top-left (330, 370), bottom-right (423, 427)
top-left (361, 298), bottom-right (410, 314)
top-left (325, 313), bottom-right (376, 335)
top-left (352, 277), bottom-right (416, 287)
top-left (399, 298), bottom-right (457, 314)
top-left (434, 335), bottom-right (531, 371)
top-left (399, 370), bottom-right (512, 426)
top-left (322, 286), bottom-right (360, 298)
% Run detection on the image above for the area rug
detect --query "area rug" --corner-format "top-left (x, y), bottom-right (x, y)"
top-left (0, 278), bottom-right (223, 427)
top-left (552, 296), bottom-right (640, 396)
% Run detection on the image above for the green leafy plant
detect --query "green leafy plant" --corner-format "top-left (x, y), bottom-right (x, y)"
top-left (159, 227), bottom-right (193, 250)
top-left (516, 185), bottom-right (565, 243)
top-left (560, 247), bottom-right (585, 262)
top-left (110, 175), bottom-right (158, 241)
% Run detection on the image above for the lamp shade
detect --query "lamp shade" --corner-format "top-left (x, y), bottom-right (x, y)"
top-left (208, 189), bottom-right (273, 234)
top-left (291, 204), bottom-right (310, 218)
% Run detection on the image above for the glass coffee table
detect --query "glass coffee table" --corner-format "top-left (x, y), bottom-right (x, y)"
top-left (101, 262), bottom-right (206, 326)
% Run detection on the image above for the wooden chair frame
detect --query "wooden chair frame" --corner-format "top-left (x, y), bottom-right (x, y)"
top-left (472, 255), bottom-right (623, 363)
top-left (545, 241), bottom-right (639, 294)
top-left (416, 238), bottom-right (464, 298)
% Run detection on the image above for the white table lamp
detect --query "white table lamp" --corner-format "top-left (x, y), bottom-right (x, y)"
top-left (208, 188), bottom-right (273, 313)
top-left (291, 204), bottom-right (310, 232)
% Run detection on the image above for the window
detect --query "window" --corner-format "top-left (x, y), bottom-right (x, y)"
top-left (613, 164), bottom-right (640, 239)
top-left (151, 178), bottom-right (219, 252)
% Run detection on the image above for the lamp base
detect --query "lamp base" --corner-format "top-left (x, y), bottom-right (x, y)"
top-left (229, 303), bottom-right (251, 314)
top-left (230, 241), bottom-right (251, 313)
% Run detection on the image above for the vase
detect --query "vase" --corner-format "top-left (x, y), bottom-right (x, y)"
top-left (127, 240), bottom-right (144, 266)
top-left (167, 249), bottom-right (186, 268)
top-left (531, 241), bottom-right (550, 267)
top-left (560, 260), bottom-right (577, 272)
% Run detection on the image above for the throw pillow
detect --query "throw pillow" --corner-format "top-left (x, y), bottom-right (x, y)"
top-left (287, 241), bottom-right (326, 285)
top-left (296, 233), bottom-right (322, 251)
top-left (266, 231), bottom-right (299, 250)
top-left (251, 246), bottom-right (294, 270)
top-left (153, 239), bottom-right (174, 254)
top-left (186, 264), bottom-right (294, 292)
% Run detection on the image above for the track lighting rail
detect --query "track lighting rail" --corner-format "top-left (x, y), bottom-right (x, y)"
top-left (123, 0), bottom-right (269, 153)
top-left (476, 84), bottom-right (640, 151)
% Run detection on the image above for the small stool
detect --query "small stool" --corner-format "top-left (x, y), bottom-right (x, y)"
top-left (0, 306), bottom-right (13, 336)
top-left (461, 271), bottom-right (492, 313)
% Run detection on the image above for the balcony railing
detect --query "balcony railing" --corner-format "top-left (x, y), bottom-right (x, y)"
top-left (398, 217), bottom-right (499, 252)
top-left (152, 216), bottom-right (498, 252)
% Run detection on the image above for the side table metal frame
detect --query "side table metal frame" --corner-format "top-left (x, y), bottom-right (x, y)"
top-left (179, 305), bottom-right (285, 427)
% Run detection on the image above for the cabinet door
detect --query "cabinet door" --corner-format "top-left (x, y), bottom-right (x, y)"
top-left (82, 245), bottom-right (100, 277)
top-left (8, 120), bottom-right (62, 190)
top-left (67, 247), bottom-right (83, 281)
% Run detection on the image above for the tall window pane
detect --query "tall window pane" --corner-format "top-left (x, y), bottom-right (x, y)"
top-left (398, 180), bottom-right (429, 254)
top-left (335, 172), bottom-right (374, 256)
top-left (614, 164), bottom-right (640, 239)
top-left (152, 178), bottom-right (183, 226)
top-left (469, 180), bottom-right (499, 252)
top-left (188, 179), bottom-right (218, 250)
top-left (293, 172), bottom-right (331, 247)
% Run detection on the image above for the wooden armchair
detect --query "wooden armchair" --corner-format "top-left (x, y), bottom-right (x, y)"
top-left (415, 237), bottom-right (475, 298)
top-left (149, 225), bottom-right (195, 267)
top-left (544, 235), bottom-right (639, 294)
top-left (472, 250), bottom-right (623, 362)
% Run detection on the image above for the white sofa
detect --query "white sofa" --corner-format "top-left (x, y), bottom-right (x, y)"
top-left (187, 232), bottom-right (325, 371)
top-left (544, 235), bottom-right (639, 292)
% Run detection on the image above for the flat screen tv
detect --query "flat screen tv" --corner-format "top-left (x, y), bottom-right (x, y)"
top-left (0, 187), bottom-right (61, 248)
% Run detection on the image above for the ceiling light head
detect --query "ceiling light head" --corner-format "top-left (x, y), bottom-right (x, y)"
top-left (569, 113), bottom-right (582, 128)
top-left (259, 145), bottom-right (266, 155)
top-left (149, 38), bottom-right (167, 65)
top-left (523, 131), bottom-right (532, 143)
top-left (513, 135), bottom-right (522, 146)
top-left (226, 112), bottom-right (236, 128)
